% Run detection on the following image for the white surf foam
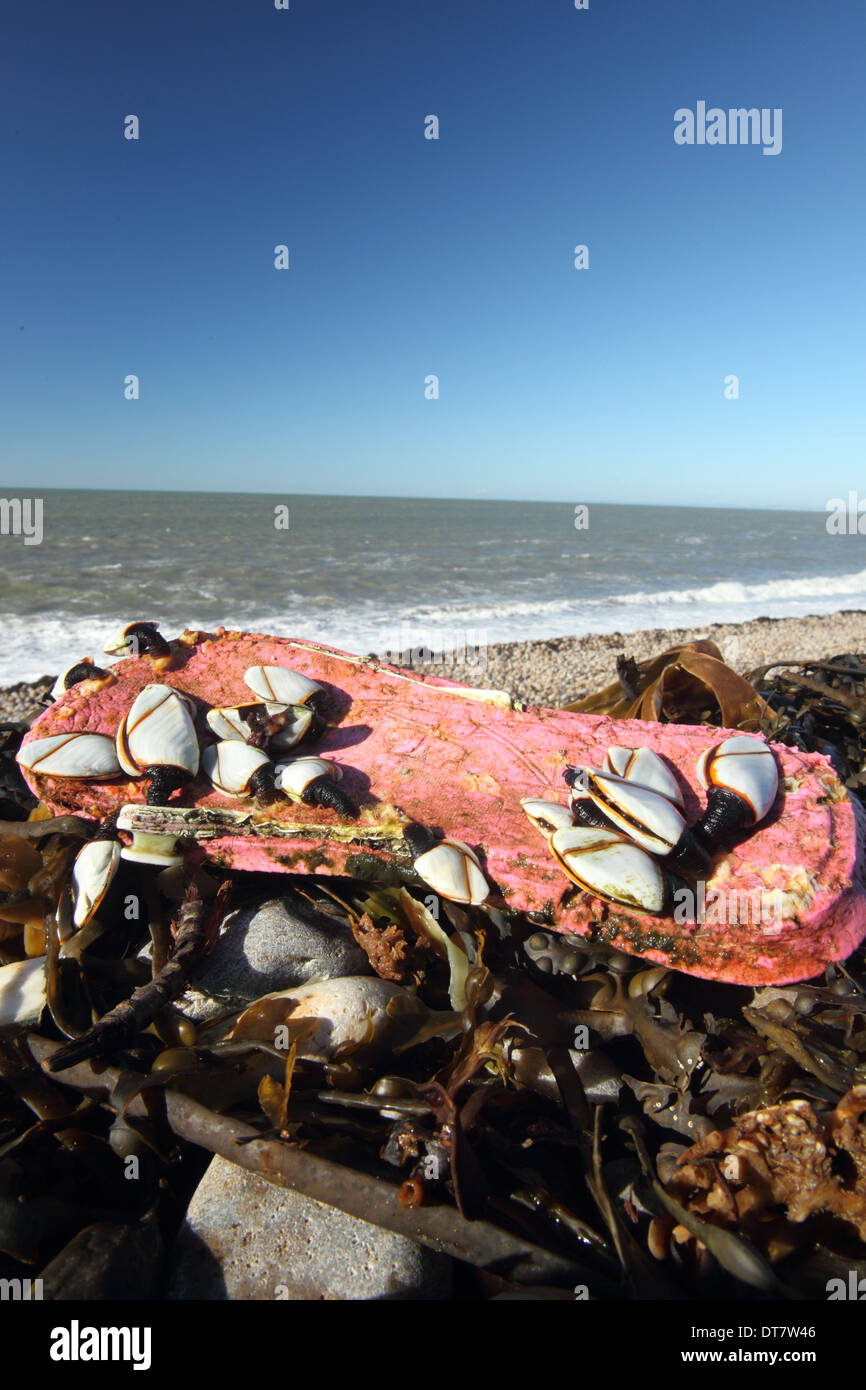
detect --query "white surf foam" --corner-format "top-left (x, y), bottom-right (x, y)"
top-left (3, 567), bottom-right (866, 688)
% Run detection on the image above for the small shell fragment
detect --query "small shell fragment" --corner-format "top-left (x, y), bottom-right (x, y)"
top-left (121, 832), bottom-right (183, 867)
top-left (0, 955), bottom-right (47, 1029)
top-left (116, 806), bottom-right (184, 866)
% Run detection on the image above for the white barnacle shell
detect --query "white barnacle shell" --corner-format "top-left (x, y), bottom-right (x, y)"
top-left (16, 732), bottom-right (121, 780)
top-left (274, 755), bottom-right (338, 797)
top-left (520, 798), bottom-right (575, 839)
top-left (696, 735), bottom-right (778, 824)
top-left (0, 956), bottom-right (47, 1029)
top-left (603, 747), bottom-right (684, 808)
top-left (202, 740), bottom-right (271, 795)
top-left (116, 685), bottom-right (200, 778)
top-left (206, 702), bottom-right (313, 753)
top-left (206, 707), bottom-right (254, 742)
top-left (549, 826), bottom-right (666, 915)
top-left (413, 838), bottom-right (490, 906)
top-left (71, 839), bottom-right (121, 928)
top-left (244, 664), bottom-right (322, 706)
top-left (269, 704), bottom-right (314, 751)
top-left (580, 769), bottom-right (687, 859)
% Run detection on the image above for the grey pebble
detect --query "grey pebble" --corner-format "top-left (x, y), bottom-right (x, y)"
top-left (167, 1155), bottom-right (452, 1301)
top-left (168, 891), bottom-right (371, 1024)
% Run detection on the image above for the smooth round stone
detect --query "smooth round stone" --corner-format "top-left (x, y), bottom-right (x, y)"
top-left (163, 891), bottom-right (371, 1024)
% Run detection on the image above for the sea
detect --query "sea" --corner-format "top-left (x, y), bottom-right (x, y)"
top-left (0, 490), bottom-right (864, 687)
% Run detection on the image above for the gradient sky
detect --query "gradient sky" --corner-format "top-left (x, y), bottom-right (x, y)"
top-left (2, 0), bottom-right (864, 508)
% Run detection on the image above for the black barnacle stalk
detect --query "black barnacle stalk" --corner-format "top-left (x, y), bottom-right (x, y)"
top-left (692, 786), bottom-right (753, 846)
top-left (402, 823), bottom-right (437, 861)
top-left (301, 777), bottom-right (358, 819)
top-left (121, 623), bottom-right (173, 661)
top-left (145, 765), bottom-right (190, 806)
top-left (248, 762), bottom-right (281, 805)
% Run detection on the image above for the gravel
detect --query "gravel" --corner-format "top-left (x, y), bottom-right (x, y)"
top-left (0, 676), bottom-right (53, 725)
top-left (407, 610), bottom-right (866, 708)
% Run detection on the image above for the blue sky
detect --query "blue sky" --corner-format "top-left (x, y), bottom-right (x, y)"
top-left (2, 0), bottom-right (864, 508)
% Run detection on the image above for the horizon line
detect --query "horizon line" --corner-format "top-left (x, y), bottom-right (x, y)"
top-left (0, 485), bottom-right (829, 515)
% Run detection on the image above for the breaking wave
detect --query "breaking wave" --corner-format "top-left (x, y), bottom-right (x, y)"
top-left (2, 565), bottom-right (866, 688)
top-left (616, 569), bottom-right (866, 610)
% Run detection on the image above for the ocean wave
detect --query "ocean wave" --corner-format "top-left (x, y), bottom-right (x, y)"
top-left (616, 569), bottom-right (866, 608)
top-left (2, 568), bottom-right (866, 687)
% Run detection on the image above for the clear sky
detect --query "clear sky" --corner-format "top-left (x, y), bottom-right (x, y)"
top-left (2, 0), bottom-right (864, 508)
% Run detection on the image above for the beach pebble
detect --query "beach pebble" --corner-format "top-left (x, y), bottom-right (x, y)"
top-left (167, 1155), bottom-right (452, 1300)
top-left (228, 975), bottom-right (439, 1060)
top-left (165, 892), bottom-right (371, 1024)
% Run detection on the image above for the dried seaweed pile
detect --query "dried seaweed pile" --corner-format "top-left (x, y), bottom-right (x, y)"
top-left (747, 653), bottom-right (866, 801)
top-left (1, 652), bottom-right (866, 1300)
